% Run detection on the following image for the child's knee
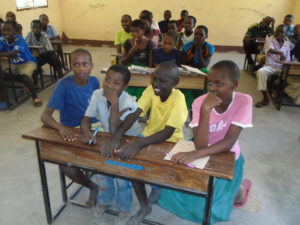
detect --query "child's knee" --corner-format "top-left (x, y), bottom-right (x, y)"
top-left (116, 178), bottom-right (131, 190)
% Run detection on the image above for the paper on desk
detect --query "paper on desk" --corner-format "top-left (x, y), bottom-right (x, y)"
top-left (164, 139), bottom-right (210, 169)
top-left (181, 65), bottom-right (206, 75)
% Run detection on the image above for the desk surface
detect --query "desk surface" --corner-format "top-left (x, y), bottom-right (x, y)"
top-left (23, 127), bottom-right (234, 194)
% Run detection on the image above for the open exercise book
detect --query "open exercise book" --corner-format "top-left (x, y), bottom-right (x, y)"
top-left (164, 139), bottom-right (210, 169)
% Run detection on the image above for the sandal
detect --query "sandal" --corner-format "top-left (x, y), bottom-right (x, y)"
top-left (255, 101), bottom-right (269, 108)
top-left (33, 98), bottom-right (42, 107)
top-left (234, 179), bottom-right (252, 208)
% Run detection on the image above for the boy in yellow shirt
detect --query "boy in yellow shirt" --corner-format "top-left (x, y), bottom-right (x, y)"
top-left (102, 61), bottom-right (188, 224)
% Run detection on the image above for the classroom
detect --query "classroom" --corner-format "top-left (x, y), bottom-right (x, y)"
top-left (0, 0), bottom-right (300, 225)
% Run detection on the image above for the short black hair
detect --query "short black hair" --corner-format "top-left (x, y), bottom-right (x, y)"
top-left (155, 61), bottom-right (179, 80)
top-left (181, 10), bottom-right (188, 14)
top-left (39, 14), bottom-right (48, 19)
top-left (210, 60), bottom-right (240, 81)
top-left (164, 32), bottom-right (176, 42)
top-left (140, 14), bottom-right (151, 23)
top-left (31, 19), bottom-right (42, 27)
top-left (285, 14), bottom-right (294, 19)
top-left (196, 25), bottom-right (208, 36)
top-left (0, 18), bottom-right (4, 23)
top-left (184, 16), bottom-right (196, 26)
top-left (122, 14), bottom-right (132, 21)
top-left (71, 48), bottom-right (92, 62)
top-left (131, 19), bottom-right (144, 30)
top-left (3, 20), bottom-right (18, 31)
top-left (140, 10), bottom-right (153, 19)
top-left (107, 65), bottom-right (131, 84)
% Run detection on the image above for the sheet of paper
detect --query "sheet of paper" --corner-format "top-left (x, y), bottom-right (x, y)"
top-left (164, 139), bottom-right (210, 169)
top-left (181, 65), bottom-right (207, 75)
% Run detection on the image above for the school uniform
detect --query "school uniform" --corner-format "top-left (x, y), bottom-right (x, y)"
top-left (114, 30), bottom-right (132, 54)
top-left (153, 47), bottom-right (182, 66)
top-left (45, 24), bottom-right (58, 38)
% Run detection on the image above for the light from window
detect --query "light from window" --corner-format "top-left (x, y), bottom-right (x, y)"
top-left (16, 0), bottom-right (48, 10)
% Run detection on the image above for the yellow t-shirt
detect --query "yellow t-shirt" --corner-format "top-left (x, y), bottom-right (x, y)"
top-left (138, 85), bottom-right (188, 143)
top-left (114, 30), bottom-right (132, 53)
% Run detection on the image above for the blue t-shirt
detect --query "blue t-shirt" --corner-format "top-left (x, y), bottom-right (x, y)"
top-left (46, 25), bottom-right (58, 38)
top-left (0, 35), bottom-right (37, 65)
top-left (47, 75), bottom-right (100, 127)
top-left (153, 48), bottom-right (182, 66)
top-left (182, 41), bottom-right (215, 68)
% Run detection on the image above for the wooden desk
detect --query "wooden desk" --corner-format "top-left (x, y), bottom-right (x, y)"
top-left (268, 61), bottom-right (300, 110)
top-left (101, 69), bottom-right (207, 90)
top-left (23, 127), bottom-right (234, 225)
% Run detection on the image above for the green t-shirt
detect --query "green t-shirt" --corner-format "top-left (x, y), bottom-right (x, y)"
top-left (245, 23), bottom-right (273, 38)
top-left (114, 30), bottom-right (132, 53)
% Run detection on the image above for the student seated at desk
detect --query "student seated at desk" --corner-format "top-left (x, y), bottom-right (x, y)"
top-left (0, 20), bottom-right (41, 107)
top-left (81, 65), bottom-right (140, 223)
top-left (255, 25), bottom-right (291, 108)
top-left (287, 24), bottom-right (300, 52)
top-left (102, 61), bottom-right (188, 225)
top-left (158, 10), bottom-right (172, 34)
top-left (167, 20), bottom-right (181, 49)
top-left (122, 19), bottom-right (154, 67)
top-left (177, 16), bottom-right (196, 50)
top-left (115, 15), bottom-right (132, 54)
top-left (243, 16), bottom-right (275, 67)
top-left (25, 20), bottom-right (63, 80)
top-left (5, 11), bottom-right (22, 36)
top-left (283, 14), bottom-right (294, 36)
top-left (140, 13), bottom-right (161, 48)
top-left (183, 25), bottom-right (215, 70)
top-left (158, 60), bottom-right (253, 225)
top-left (41, 48), bottom-right (101, 209)
top-left (153, 32), bottom-right (182, 67)
top-left (176, 10), bottom-right (188, 32)
top-left (0, 18), bottom-right (3, 37)
top-left (39, 14), bottom-right (68, 71)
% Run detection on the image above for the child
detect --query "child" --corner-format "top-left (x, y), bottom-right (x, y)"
top-left (139, 10), bottom-right (160, 37)
top-left (283, 14), bottom-right (294, 36)
top-left (115, 15), bottom-right (132, 54)
top-left (158, 60), bottom-right (253, 225)
top-left (167, 21), bottom-right (181, 49)
top-left (39, 14), bottom-right (68, 71)
top-left (183, 25), bottom-right (215, 70)
top-left (178, 16), bottom-right (196, 50)
top-left (177, 10), bottom-right (188, 32)
top-left (158, 10), bottom-right (172, 34)
top-left (0, 18), bottom-right (3, 37)
top-left (41, 48), bottom-right (100, 209)
top-left (140, 14), bottom-right (161, 48)
top-left (102, 61), bottom-right (188, 225)
top-left (122, 19), bottom-right (153, 67)
top-left (153, 32), bottom-right (182, 67)
top-left (81, 65), bottom-right (141, 223)
top-left (0, 20), bottom-right (41, 107)
top-left (255, 25), bottom-right (291, 107)
top-left (243, 16), bottom-right (275, 67)
top-left (5, 11), bottom-right (22, 36)
top-left (25, 20), bottom-right (63, 80)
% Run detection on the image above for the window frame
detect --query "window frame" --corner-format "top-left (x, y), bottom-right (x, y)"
top-left (16, 0), bottom-right (48, 11)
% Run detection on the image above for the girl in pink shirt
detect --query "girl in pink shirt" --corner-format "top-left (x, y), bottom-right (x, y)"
top-left (158, 60), bottom-right (253, 224)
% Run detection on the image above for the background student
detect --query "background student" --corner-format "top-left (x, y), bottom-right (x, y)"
top-left (0, 20), bottom-right (41, 106)
top-left (158, 10), bottom-right (172, 34)
top-left (115, 14), bottom-right (132, 54)
top-left (177, 16), bottom-right (196, 49)
top-left (5, 11), bottom-right (22, 36)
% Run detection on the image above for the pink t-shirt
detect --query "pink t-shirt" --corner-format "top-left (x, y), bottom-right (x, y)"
top-left (189, 92), bottom-right (253, 160)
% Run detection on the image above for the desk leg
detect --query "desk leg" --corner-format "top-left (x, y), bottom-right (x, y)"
top-left (203, 176), bottom-right (215, 225)
top-left (35, 141), bottom-right (53, 224)
top-left (59, 166), bottom-right (68, 203)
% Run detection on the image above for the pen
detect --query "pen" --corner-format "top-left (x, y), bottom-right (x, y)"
top-left (164, 152), bottom-right (194, 168)
top-left (88, 127), bottom-right (99, 145)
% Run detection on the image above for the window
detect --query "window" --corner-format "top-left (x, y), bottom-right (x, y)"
top-left (16, 0), bottom-right (48, 11)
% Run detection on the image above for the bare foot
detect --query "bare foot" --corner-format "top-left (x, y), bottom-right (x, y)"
top-left (147, 188), bottom-right (160, 205)
top-left (234, 186), bottom-right (245, 205)
top-left (113, 211), bottom-right (131, 225)
top-left (92, 204), bottom-right (109, 218)
top-left (127, 205), bottom-right (152, 225)
top-left (85, 183), bottom-right (100, 208)
top-left (255, 100), bottom-right (269, 108)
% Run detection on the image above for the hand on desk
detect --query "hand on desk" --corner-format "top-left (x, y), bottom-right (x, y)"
top-left (58, 126), bottom-right (78, 142)
top-left (116, 141), bottom-right (140, 161)
top-left (81, 131), bottom-right (97, 144)
top-left (101, 138), bottom-right (122, 158)
top-left (172, 151), bottom-right (197, 164)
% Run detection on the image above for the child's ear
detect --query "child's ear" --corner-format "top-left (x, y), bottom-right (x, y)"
top-left (122, 83), bottom-right (128, 90)
top-left (173, 77), bottom-right (180, 86)
top-left (233, 80), bottom-right (238, 88)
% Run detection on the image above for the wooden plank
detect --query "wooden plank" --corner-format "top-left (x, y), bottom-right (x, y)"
top-left (23, 127), bottom-right (235, 180)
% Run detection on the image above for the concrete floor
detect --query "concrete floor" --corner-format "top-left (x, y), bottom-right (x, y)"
top-left (0, 46), bottom-right (299, 225)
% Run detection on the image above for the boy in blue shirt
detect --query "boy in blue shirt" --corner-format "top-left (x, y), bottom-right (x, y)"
top-left (81, 65), bottom-right (140, 224)
top-left (41, 48), bottom-right (100, 208)
top-left (153, 32), bottom-right (182, 67)
top-left (0, 20), bottom-right (41, 106)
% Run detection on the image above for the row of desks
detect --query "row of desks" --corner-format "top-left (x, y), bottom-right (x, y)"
top-left (23, 126), bottom-right (235, 225)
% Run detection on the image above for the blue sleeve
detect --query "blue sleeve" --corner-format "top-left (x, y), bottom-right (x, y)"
top-left (47, 81), bottom-right (65, 111)
top-left (207, 43), bottom-right (215, 55)
top-left (92, 76), bottom-right (100, 89)
top-left (175, 50), bottom-right (182, 66)
top-left (182, 41), bottom-right (191, 53)
top-left (0, 38), bottom-right (5, 52)
top-left (153, 49), bottom-right (159, 64)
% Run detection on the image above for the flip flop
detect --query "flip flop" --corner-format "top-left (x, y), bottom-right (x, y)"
top-left (33, 98), bottom-right (42, 107)
top-left (255, 101), bottom-right (269, 108)
top-left (234, 179), bottom-right (252, 208)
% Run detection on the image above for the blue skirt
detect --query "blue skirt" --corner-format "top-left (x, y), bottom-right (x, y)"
top-left (157, 154), bottom-right (244, 225)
